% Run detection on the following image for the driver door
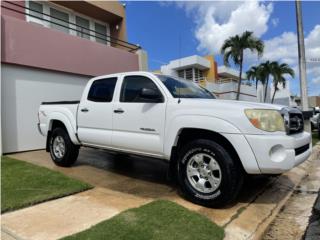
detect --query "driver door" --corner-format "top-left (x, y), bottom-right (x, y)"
top-left (112, 75), bottom-right (166, 157)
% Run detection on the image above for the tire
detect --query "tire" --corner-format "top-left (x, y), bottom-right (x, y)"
top-left (177, 139), bottom-right (243, 207)
top-left (49, 127), bottom-right (79, 167)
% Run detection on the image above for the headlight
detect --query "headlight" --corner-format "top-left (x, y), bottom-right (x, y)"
top-left (245, 109), bottom-right (285, 132)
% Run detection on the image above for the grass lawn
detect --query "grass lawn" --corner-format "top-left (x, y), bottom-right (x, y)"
top-left (62, 200), bottom-right (224, 240)
top-left (1, 156), bottom-right (92, 213)
top-left (312, 131), bottom-right (319, 146)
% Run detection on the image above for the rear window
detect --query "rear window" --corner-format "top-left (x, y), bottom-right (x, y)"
top-left (87, 78), bottom-right (117, 102)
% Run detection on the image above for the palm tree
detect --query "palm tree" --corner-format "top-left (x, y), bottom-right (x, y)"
top-left (221, 31), bottom-right (264, 100)
top-left (259, 61), bottom-right (277, 103)
top-left (246, 65), bottom-right (264, 89)
top-left (271, 63), bottom-right (295, 103)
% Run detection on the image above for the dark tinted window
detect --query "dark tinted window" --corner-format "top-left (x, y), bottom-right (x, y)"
top-left (120, 76), bottom-right (162, 102)
top-left (88, 78), bottom-right (117, 102)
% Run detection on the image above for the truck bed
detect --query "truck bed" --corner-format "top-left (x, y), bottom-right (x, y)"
top-left (41, 101), bottom-right (80, 105)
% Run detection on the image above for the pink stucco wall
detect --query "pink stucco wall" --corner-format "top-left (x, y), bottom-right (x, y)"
top-left (1, 15), bottom-right (139, 77)
top-left (1, 1), bottom-right (26, 21)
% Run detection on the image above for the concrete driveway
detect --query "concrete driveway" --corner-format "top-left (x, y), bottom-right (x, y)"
top-left (3, 147), bottom-right (315, 240)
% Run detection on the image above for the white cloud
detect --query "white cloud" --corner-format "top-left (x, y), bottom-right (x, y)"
top-left (163, 1), bottom-right (320, 95)
top-left (260, 25), bottom-right (320, 95)
top-left (271, 18), bottom-right (279, 27)
top-left (175, 1), bottom-right (273, 54)
top-left (312, 76), bottom-right (320, 84)
top-left (262, 25), bottom-right (320, 63)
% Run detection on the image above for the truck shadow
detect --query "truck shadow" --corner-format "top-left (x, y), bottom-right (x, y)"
top-left (74, 147), bottom-right (292, 208)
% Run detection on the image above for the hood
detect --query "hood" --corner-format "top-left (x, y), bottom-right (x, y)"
top-left (179, 98), bottom-right (285, 111)
top-left (174, 98), bottom-right (287, 134)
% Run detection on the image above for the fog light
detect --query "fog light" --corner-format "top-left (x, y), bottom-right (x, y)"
top-left (269, 145), bottom-right (286, 163)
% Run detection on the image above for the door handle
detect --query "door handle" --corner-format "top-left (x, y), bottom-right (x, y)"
top-left (114, 109), bottom-right (124, 114)
top-left (81, 108), bottom-right (89, 112)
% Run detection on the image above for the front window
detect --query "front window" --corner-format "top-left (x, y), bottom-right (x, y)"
top-left (120, 76), bottom-right (162, 103)
top-left (157, 75), bottom-right (215, 99)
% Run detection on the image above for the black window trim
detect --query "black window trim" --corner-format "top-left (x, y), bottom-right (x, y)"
top-left (87, 77), bottom-right (117, 103)
top-left (120, 75), bottom-right (165, 103)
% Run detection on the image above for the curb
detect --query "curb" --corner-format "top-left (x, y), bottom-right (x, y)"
top-left (224, 144), bottom-right (320, 240)
top-left (256, 144), bottom-right (320, 240)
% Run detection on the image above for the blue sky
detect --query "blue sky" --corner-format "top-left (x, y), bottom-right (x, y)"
top-left (125, 1), bottom-right (320, 96)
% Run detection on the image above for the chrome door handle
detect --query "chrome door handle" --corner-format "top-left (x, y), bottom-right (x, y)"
top-left (81, 108), bottom-right (89, 112)
top-left (114, 109), bottom-right (124, 114)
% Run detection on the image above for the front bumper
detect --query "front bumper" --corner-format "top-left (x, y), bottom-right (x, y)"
top-left (245, 131), bottom-right (311, 174)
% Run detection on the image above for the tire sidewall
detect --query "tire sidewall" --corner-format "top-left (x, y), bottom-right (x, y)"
top-left (178, 140), bottom-right (235, 205)
top-left (49, 128), bottom-right (71, 164)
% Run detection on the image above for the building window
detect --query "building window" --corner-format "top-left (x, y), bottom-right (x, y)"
top-left (26, 1), bottom-right (110, 45)
top-left (50, 8), bottom-right (69, 33)
top-left (76, 16), bottom-right (90, 39)
top-left (178, 70), bottom-right (185, 79)
top-left (28, 1), bottom-right (43, 25)
top-left (95, 22), bottom-right (107, 44)
top-left (176, 68), bottom-right (204, 82)
top-left (194, 68), bottom-right (204, 80)
top-left (185, 68), bottom-right (193, 81)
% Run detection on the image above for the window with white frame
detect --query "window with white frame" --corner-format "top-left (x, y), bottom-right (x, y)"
top-left (185, 68), bottom-right (193, 81)
top-left (177, 68), bottom-right (204, 82)
top-left (76, 16), bottom-right (90, 39)
top-left (50, 8), bottom-right (69, 33)
top-left (194, 68), bottom-right (204, 80)
top-left (178, 70), bottom-right (185, 79)
top-left (26, 1), bottom-right (110, 45)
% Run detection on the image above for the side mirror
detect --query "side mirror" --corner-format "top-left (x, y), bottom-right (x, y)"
top-left (140, 88), bottom-right (163, 103)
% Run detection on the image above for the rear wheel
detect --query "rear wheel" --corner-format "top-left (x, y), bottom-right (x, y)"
top-left (49, 128), bottom-right (79, 167)
top-left (177, 139), bottom-right (243, 207)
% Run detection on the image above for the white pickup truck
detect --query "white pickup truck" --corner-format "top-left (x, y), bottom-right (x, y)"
top-left (38, 71), bottom-right (311, 207)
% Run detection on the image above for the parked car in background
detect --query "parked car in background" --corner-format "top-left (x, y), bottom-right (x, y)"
top-left (311, 107), bottom-right (320, 130)
top-left (37, 72), bottom-right (312, 207)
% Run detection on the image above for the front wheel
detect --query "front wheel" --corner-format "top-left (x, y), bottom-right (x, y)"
top-left (177, 139), bottom-right (243, 207)
top-left (49, 128), bottom-right (79, 167)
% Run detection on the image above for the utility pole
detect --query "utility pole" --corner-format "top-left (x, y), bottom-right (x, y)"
top-left (295, 0), bottom-right (311, 132)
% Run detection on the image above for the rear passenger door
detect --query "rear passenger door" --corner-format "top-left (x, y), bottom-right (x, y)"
top-left (77, 77), bottom-right (117, 147)
top-left (112, 75), bottom-right (166, 157)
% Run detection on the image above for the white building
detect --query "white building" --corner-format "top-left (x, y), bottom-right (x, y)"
top-left (159, 55), bottom-right (265, 102)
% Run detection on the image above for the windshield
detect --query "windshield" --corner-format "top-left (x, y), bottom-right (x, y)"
top-left (157, 75), bottom-right (216, 99)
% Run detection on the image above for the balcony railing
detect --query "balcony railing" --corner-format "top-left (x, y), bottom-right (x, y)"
top-left (216, 78), bottom-right (252, 86)
top-left (193, 77), bottom-right (207, 84)
top-left (2, 1), bottom-right (141, 52)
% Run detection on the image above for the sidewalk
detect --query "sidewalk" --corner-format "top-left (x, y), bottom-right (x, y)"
top-left (2, 187), bottom-right (150, 240)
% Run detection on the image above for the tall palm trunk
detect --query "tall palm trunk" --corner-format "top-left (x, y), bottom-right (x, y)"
top-left (271, 83), bottom-right (278, 103)
top-left (236, 52), bottom-right (243, 100)
top-left (264, 76), bottom-right (269, 102)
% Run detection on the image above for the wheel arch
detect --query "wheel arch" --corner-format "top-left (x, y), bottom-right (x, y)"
top-left (168, 128), bottom-right (246, 180)
top-left (46, 117), bottom-right (80, 151)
